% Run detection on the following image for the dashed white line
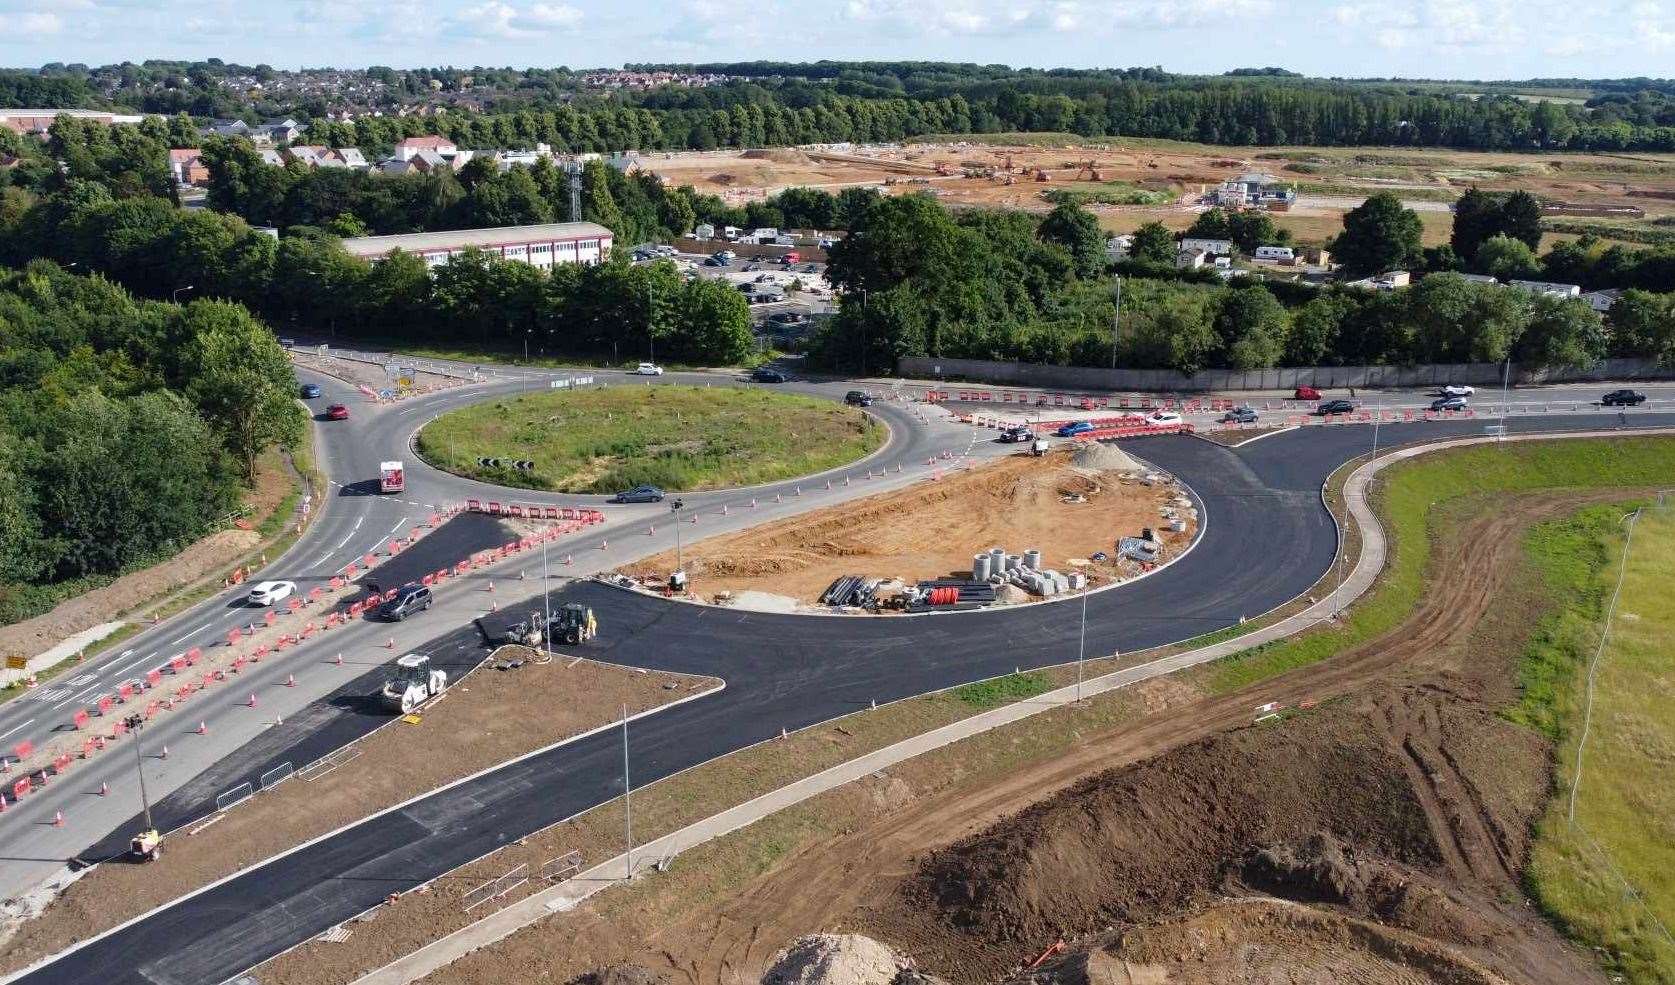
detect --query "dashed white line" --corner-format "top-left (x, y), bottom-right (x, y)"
top-left (0, 720), bottom-right (33, 741)
top-left (315, 551), bottom-right (334, 567)
top-left (167, 624), bottom-right (207, 645)
top-left (109, 651), bottom-right (157, 677)
top-left (388, 517), bottom-right (408, 534)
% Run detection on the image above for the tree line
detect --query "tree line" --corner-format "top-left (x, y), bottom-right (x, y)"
top-left (0, 262), bottom-right (303, 626)
top-left (809, 192), bottom-right (1674, 376)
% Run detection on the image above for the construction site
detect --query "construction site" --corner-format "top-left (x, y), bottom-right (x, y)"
top-left (617, 445), bottom-right (1195, 614)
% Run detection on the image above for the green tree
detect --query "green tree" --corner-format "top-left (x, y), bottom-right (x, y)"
top-left (1515, 295), bottom-right (1608, 368)
top-left (1037, 202), bottom-right (1105, 279)
top-left (1129, 221), bottom-right (1176, 265)
top-left (1329, 192), bottom-right (1422, 279)
top-left (1475, 234), bottom-right (1542, 280)
top-left (1499, 191), bottom-right (1544, 252)
top-left (178, 300), bottom-right (304, 481)
top-left (1607, 290), bottom-right (1675, 364)
top-left (1286, 294), bottom-right (1356, 366)
top-left (1449, 187), bottom-right (1500, 263)
top-left (1406, 273), bottom-right (1529, 363)
top-left (1214, 285), bottom-right (1289, 369)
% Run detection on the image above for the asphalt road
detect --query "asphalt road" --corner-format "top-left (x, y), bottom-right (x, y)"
top-left (16, 409), bottom-right (1675, 985)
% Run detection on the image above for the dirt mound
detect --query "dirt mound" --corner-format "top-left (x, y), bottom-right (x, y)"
top-left (763, 934), bottom-right (908, 985)
top-left (1069, 442), bottom-right (1140, 474)
top-left (570, 965), bottom-right (672, 985)
top-left (743, 148), bottom-right (814, 165)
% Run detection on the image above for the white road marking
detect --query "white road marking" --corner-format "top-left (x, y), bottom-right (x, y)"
top-left (167, 624), bottom-right (207, 645)
top-left (388, 517), bottom-right (407, 534)
top-left (109, 651), bottom-right (157, 677)
top-left (333, 531), bottom-right (355, 549)
top-left (0, 720), bottom-right (33, 741)
top-left (56, 680), bottom-right (106, 709)
top-left (353, 516), bottom-right (364, 532)
top-left (315, 551), bottom-right (334, 567)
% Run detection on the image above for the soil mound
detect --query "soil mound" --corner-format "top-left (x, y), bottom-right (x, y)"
top-left (762, 934), bottom-right (907, 985)
top-left (742, 148), bottom-right (813, 165)
top-left (1069, 442), bottom-right (1140, 474)
top-left (570, 965), bottom-right (671, 985)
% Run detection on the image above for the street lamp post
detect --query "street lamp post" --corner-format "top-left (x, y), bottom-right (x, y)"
top-left (670, 499), bottom-right (685, 587)
top-left (1110, 274), bottom-right (1122, 369)
top-left (541, 535), bottom-right (552, 661)
top-left (172, 285), bottom-right (195, 304)
top-left (1075, 583), bottom-right (1089, 704)
top-left (621, 703), bottom-right (633, 880)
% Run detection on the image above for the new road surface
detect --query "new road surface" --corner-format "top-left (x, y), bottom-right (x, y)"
top-left (5, 353), bottom-right (1672, 985)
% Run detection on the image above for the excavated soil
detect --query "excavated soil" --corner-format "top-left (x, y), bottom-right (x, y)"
top-left (622, 451), bottom-right (1190, 605)
top-left (412, 489), bottom-right (1624, 985)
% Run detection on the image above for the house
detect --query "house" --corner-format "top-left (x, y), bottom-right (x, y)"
top-left (1176, 249), bottom-right (1207, 271)
top-left (1302, 246), bottom-right (1332, 269)
top-left (1455, 272), bottom-right (1500, 284)
top-left (1253, 245), bottom-right (1295, 263)
top-left (263, 118), bottom-right (303, 144)
top-left (259, 148), bottom-right (286, 166)
top-left (1346, 270), bottom-right (1411, 291)
top-left (1104, 234), bottom-right (1133, 261)
top-left (394, 135), bottom-right (458, 161)
top-left (282, 145), bottom-right (335, 167)
top-left (0, 108), bottom-right (145, 135)
top-left (168, 148), bottom-right (210, 186)
top-left (1213, 172), bottom-right (1297, 210)
top-left (694, 223), bottom-right (716, 240)
top-left (332, 148), bottom-right (368, 169)
top-left (338, 221), bottom-right (613, 270)
top-left (1507, 279), bottom-right (1582, 299)
top-left (1582, 288), bottom-right (1623, 313)
top-left (204, 118), bottom-right (253, 139)
top-left (1179, 237), bottom-right (1234, 257)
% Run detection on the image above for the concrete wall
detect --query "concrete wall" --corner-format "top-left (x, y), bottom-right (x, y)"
top-left (897, 356), bottom-right (1673, 393)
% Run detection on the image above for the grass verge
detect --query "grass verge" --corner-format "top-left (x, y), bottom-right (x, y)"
top-left (1205, 437), bottom-right (1675, 694)
top-left (415, 384), bottom-right (884, 493)
top-left (1526, 504), bottom-right (1675, 985)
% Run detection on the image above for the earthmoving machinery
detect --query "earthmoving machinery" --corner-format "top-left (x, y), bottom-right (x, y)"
top-left (552, 603), bottom-right (597, 645)
top-left (489, 610), bottom-right (548, 648)
top-left (380, 652), bottom-right (448, 714)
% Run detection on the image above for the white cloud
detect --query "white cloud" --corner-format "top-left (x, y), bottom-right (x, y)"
top-left (456, 0), bottom-right (581, 38)
top-left (0, 11), bottom-right (63, 34)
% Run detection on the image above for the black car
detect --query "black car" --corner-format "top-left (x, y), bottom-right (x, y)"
top-left (299, 383), bottom-right (322, 399)
top-left (1219, 406), bottom-right (1258, 424)
top-left (1602, 389), bottom-right (1646, 407)
top-left (767, 312), bottom-right (807, 328)
top-left (752, 367), bottom-right (789, 383)
top-left (612, 484), bottom-right (665, 504)
top-left (1314, 399), bottom-right (1356, 416)
top-left (999, 426), bottom-right (1035, 443)
top-left (845, 390), bottom-right (874, 407)
top-left (379, 583), bottom-right (432, 622)
top-left (1430, 396), bottom-right (1468, 411)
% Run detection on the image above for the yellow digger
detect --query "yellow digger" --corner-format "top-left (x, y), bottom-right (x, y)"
top-left (553, 603), bottom-right (597, 645)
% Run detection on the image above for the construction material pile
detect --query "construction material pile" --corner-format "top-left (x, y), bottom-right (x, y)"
top-left (1070, 442), bottom-right (1141, 474)
top-left (762, 934), bottom-right (912, 985)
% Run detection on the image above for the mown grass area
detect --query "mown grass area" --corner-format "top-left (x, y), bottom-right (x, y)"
top-left (952, 671), bottom-right (1054, 709)
top-left (1043, 183), bottom-right (1176, 207)
top-left (416, 384), bottom-right (885, 494)
top-left (1207, 437), bottom-right (1675, 694)
top-left (1527, 505), bottom-right (1675, 985)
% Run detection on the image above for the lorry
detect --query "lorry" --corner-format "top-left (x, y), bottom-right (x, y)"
top-left (379, 460), bottom-right (405, 494)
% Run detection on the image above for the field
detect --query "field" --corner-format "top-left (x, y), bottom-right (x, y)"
top-left (1527, 504), bottom-right (1675, 984)
top-left (415, 384), bottom-right (884, 494)
top-left (637, 139), bottom-right (1675, 249)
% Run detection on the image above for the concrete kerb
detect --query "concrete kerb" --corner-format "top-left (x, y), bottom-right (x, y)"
top-left (345, 425), bottom-right (1675, 985)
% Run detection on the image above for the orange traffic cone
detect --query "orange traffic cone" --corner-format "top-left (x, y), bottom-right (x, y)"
top-left (247, 693), bottom-right (258, 707)
top-left (334, 652), bottom-right (343, 666)
top-left (53, 810), bottom-right (64, 827)
top-left (196, 721), bottom-right (207, 735)
top-left (159, 745), bottom-right (169, 760)
top-left (487, 579), bottom-right (495, 593)
top-left (285, 674), bottom-right (296, 687)
top-left (99, 781), bottom-right (108, 796)
top-left (384, 638), bottom-right (395, 649)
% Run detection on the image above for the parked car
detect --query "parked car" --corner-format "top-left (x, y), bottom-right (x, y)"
top-left (703, 256), bottom-right (726, 266)
top-left (379, 583), bottom-right (432, 622)
top-left (612, 484), bottom-right (665, 504)
top-left (1430, 396), bottom-right (1469, 411)
top-left (277, 337), bottom-right (297, 348)
top-left (1314, 399), bottom-right (1356, 416)
top-left (325, 404), bottom-right (350, 420)
top-left (767, 312), bottom-right (807, 328)
top-left (633, 362), bottom-right (664, 376)
top-left (1219, 406), bottom-right (1259, 424)
top-left (299, 383), bottom-right (322, 399)
top-left (1148, 411), bottom-right (1184, 426)
top-left (1602, 388), bottom-right (1647, 406)
top-left (1439, 384), bottom-right (1475, 397)
top-left (845, 390), bottom-right (873, 407)
top-left (1056, 420), bottom-right (1095, 437)
top-left (751, 367), bottom-right (788, 383)
top-left (999, 426), bottom-right (1035, 443)
top-left (1293, 385), bottom-right (1322, 401)
top-left (246, 580), bottom-right (297, 607)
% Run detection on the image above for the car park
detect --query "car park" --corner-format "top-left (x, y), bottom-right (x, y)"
top-left (246, 580), bottom-right (297, 606)
top-left (845, 390), bottom-right (873, 407)
top-left (633, 362), bottom-right (664, 376)
top-left (1439, 384), bottom-right (1475, 397)
top-left (612, 484), bottom-right (665, 503)
top-left (1430, 396), bottom-right (1469, 411)
top-left (379, 583), bottom-right (432, 622)
top-left (299, 383), bottom-right (322, 399)
top-left (1293, 385), bottom-right (1322, 401)
top-left (1055, 420), bottom-right (1095, 437)
top-left (1314, 399), bottom-right (1356, 416)
top-left (325, 404), bottom-right (350, 420)
top-left (751, 367), bottom-right (789, 383)
top-left (1602, 388), bottom-right (1647, 406)
top-left (1219, 406), bottom-right (1258, 424)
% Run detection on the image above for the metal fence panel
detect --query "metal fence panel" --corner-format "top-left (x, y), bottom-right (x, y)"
top-left (215, 781), bottom-right (253, 813)
top-left (260, 762), bottom-right (295, 791)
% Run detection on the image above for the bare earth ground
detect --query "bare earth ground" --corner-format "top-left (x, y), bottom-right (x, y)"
top-left (0, 650), bottom-right (718, 974)
top-left (0, 448), bottom-right (297, 662)
top-left (621, 450), bottom-right (1193, 606)
top-left (399, 489), bottom-right (1625, 985)
top-left (290, 351), bottom-right (465, 399)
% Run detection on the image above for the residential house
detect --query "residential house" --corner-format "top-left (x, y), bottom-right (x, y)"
top-left (1176, 249), bottom-right (1207, 271)
top-left (1252, 245), bottom-right (1295, 263)
top-left (0, 108), bottom-right (145, 135)
top-left (1582, 288), bottom-right (1623, 313)
top-left (168, 148), bottom-right (210, 186)
top-left (1104, 234), bottom-right (1133, 261)
top-left (1507, 279), bottom-right (1582, 299)
top-left (1346, 270), bottom-right (1411, 291)
top-left (1454, 272), bottom-right (1500, 284)
top-left (332, 148), bottom-right (369, 169)
top-left (259, 148), bottom-right (286, 166)
top-left (1179, 237), bottom-right (1234, 257)
top-left (394, 135), bottom-right (457, 161)
top-left (203, 118), bottom-right (253, 139)
top-left (282, 145), bottom-right (335, 167)
top-left (263, 118), bottom-right (303, 144)
top-left (693, 223), bottom-right (716, 239)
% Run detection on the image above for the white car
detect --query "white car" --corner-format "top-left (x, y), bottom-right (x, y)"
top-left (1439, 384), bottom-right (1475, 397)
top-left (246, 580), bottom-right (297, 606)
top-left (1148, 411), bottom-right (1184, 426)
top-left (633, 363), bottom-right (664, 376)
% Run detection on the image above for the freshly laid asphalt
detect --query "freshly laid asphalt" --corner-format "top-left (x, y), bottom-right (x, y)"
top-left (21, 411), bottom-right (1675, 985)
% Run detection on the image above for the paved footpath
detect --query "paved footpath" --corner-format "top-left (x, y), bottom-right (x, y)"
top-left (350, 424), bottom-right (1673, 985)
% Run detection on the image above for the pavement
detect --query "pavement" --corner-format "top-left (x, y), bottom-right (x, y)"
top-left (9, 403), bottom-right (1675, 985)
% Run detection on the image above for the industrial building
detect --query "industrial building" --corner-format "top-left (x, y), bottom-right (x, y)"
top-left (338, 222), bottom-right (614, 270)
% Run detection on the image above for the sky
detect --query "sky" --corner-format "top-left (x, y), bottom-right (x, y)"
top-left (0, 0), bottom-right (1671, 80)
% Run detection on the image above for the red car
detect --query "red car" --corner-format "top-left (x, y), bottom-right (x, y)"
top-left (1293, 385), bottom-right (1322, 401)
top-left (325, 404), bottom-right (350, 421)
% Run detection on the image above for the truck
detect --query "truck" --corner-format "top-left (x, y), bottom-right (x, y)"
top-left (379, 460), bottom-right (405, 494)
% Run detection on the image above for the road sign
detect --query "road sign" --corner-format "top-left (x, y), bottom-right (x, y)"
top-left (5, 654), bottom-right (25, 670)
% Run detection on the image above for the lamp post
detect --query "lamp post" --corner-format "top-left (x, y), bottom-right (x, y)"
top-left (621, 702), bottom-right (633, 880)
top-left (541, 534), bottom-right (552, 661)
top-left (1075, 583), bottom-right (1089, 704)
top-left (122, 714), bottom-right (155, 833)
top-left (670, 498), bottom-right (685, 589)
top-left (172, 285), bottom-right (195, 304)
top-left (1110, 274), bottom-right (1122, 369)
